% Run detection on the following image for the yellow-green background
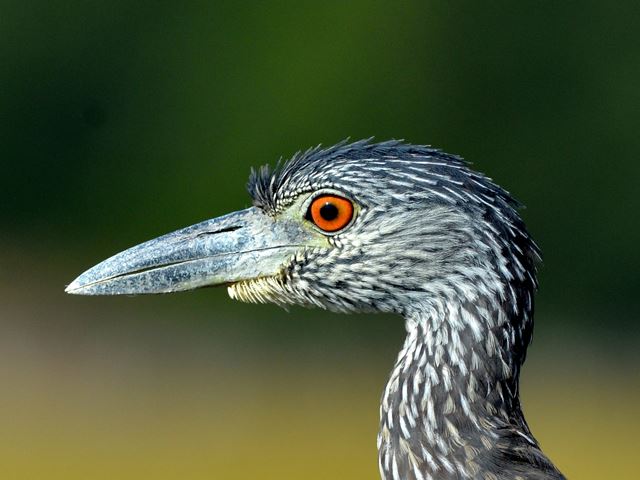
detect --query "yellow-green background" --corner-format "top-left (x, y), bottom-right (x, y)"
top-left (2, 1), bottom-right (638, 478)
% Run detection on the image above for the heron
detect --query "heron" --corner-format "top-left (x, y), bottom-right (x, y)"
top-left (66, 139), bottom-right (565, 480)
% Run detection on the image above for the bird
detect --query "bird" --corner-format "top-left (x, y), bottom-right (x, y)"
top-left (66, 139), bottom-right (565, 480)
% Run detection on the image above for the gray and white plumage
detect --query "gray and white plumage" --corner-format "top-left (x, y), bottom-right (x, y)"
top-left (67, 139), bottom-right (565, 480)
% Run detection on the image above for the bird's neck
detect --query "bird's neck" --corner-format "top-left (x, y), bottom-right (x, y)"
top-left (377, 300), bottom-right (536, 479)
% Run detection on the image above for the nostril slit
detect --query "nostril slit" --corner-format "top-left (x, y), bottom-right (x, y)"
top-left (197, 225), bottom-right (242, 237)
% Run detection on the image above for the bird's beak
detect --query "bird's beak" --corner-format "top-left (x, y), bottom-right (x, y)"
top-left (66, 207), bottom-right (320, 295)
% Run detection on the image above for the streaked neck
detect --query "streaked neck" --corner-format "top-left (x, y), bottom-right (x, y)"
top-left (377, 300), bottom-right (543, 480)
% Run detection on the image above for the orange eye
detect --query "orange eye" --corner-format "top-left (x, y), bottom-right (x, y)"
top-left (307, 195), bottom-right (354, 232)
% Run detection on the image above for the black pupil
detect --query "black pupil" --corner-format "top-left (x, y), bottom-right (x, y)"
top-left (319, 202), bottom-right (339, 221)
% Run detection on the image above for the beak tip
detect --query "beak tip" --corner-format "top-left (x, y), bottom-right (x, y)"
top-left (65, 269), bottom-right (99, 295)
top-left (65, 278), bottom-right (85, 295)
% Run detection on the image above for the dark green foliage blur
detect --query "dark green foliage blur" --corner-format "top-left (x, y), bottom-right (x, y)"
top-left (3, 0), bottom-right (638, 336)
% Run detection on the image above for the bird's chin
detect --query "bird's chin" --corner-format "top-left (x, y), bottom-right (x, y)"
top-left (227, 275), bottom-right (293, 307)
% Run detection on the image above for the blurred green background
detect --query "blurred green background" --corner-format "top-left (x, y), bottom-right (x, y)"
top-left (1, 1), bottom-right (639, 478)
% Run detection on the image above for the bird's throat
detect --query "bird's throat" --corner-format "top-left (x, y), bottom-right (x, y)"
top-left (377, 304), bottom-right (534, 479)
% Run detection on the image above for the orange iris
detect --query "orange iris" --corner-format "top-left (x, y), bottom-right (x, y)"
top-left (308, 195), bottom-right (354, 232)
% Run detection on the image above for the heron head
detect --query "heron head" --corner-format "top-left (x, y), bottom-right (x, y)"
top-left (67, 140), bottom-right (538, 319)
